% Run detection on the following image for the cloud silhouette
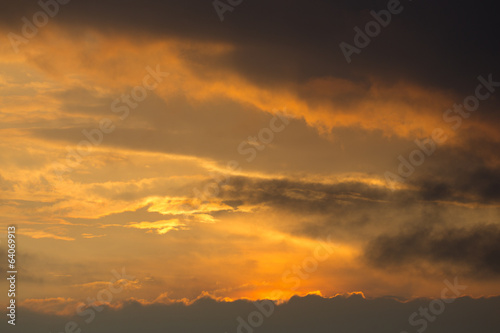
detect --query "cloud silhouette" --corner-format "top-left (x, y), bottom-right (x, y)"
top-left (5, 294), bottom-right (500, 333)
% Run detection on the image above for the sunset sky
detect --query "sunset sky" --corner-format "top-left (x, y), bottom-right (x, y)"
top-left (1, 0), bottom-right (499, 332)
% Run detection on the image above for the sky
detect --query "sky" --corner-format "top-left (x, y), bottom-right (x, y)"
top-left (0, 0), bottom-right (499, 332)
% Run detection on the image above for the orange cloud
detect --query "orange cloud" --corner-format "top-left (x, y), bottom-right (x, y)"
top-left (125, 219), bottom-right (188, 234)
top-left (81, 233), bottom-right (106, 239)
top-left (18, 228), bottom-right (74, 241)
top-left (1, 24), bottom-right (479, 144)
top-left (20, 297), bottom-right (78, 316)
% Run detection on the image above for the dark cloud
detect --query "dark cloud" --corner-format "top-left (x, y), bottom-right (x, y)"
top-left (203, 175), bottom-right (500, 248)
top-left (405, 142), bottom-right (500, 204)
top-left (2, 0), bottom-right (499, 100)
top-left (220, 177), bottom-right (393, 211)
top-left (4, 294), bottom-right (500, 333)
top-left (414, 166), bottom-right (500, 203)
top-left (217, 172), bottom-right (500, 217)
top-left (365, 224), bottom-right (500, 277)
top-left (213, 176), bottom-right (431, 242)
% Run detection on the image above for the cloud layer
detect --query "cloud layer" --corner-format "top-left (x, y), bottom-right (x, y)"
top-left (5, 294), bottom-right (500, 333)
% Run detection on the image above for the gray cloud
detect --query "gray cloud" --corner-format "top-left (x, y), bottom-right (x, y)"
top-left (405, 142), bottom-right (500, 204)
top-left (365, 224), bottom-right (500, 278)
top-left (6, 294), bottom-right (500, 333)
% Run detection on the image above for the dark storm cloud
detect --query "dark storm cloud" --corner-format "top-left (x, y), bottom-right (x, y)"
top-left (2, 0), bottom-right (499, 99)
top-left (365, 224), bottom-right (500, 277)
top-left (6, 294), bottom-right (500, 333)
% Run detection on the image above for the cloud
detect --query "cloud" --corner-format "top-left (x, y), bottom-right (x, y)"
top-left (0, 173), bottom-right (14, 190)
top-left (18, 228), bottom-right (75, 241)
top-left (3, 12), bottom-right (498, 147)
top-left (81, 233), bottom-right (106, 239)
top-left (2, 0), bottom-right (498, 96)
top-left (365, 224), bottom-right (500, 278)
top-left (1, 0), bottom-right (500, 311)
top-left (9, 294), bottom-right (500, 333)
top-left (19, 297), bottom-right (78, 316)
top-left (413, 166), bottom-right (500, 204)
top-left (73, 278), bottom-right (141, 291)
top-left (397, 141), bottom-right (500, 205)
top-left (125, 219), bottom-right (188, 234)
